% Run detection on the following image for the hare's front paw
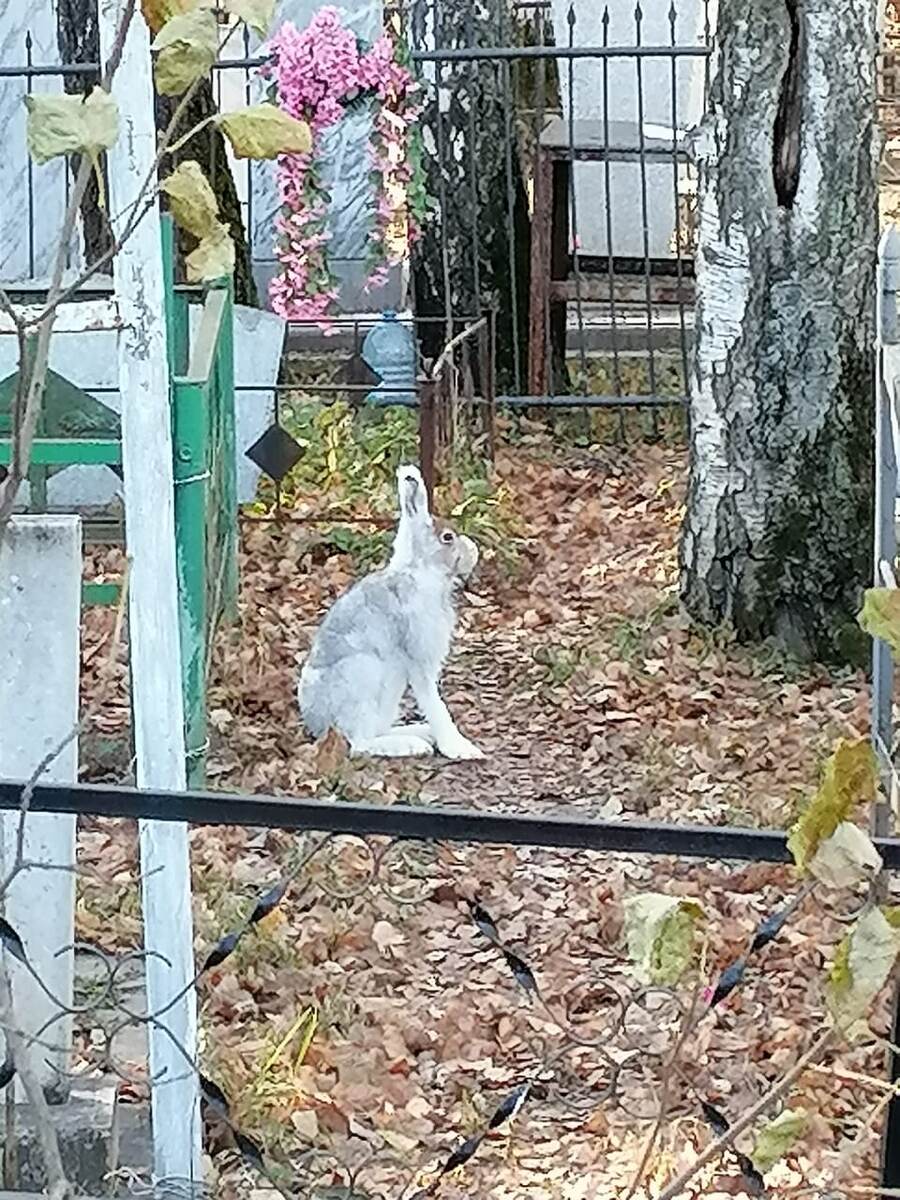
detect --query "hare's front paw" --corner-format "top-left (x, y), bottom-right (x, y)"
top-left (437, 733), bottom-right (484, 761)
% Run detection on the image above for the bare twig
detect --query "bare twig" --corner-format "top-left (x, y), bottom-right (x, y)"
top-left (656, 1028), bottom-right (836, 1200)
top-left (0, 286), bottom-right (20, 326)
top-left (623, 955), bottom-right (708, 1200)
top-left (28, 18), bottom-right (245, 330)
top-left (430, 318), bottom-right (487, 383)
top-left (0, 968), bottom-right (70, 1199)
top-left (0, 2), bottom-right (225, 535)
top-left (0, 558), bottom-right (131, 904)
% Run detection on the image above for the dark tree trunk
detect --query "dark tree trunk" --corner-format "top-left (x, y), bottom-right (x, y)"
top-left (407, 0), bottom-right (533, 393)
top-left (57, 0), bottom-right (114, 267)
top-left (679, 0), bottom-right (877, 663)
top-left (155, 88), bottom-right (258, 307)
top-left (57, 0), bottom-right (257, 306)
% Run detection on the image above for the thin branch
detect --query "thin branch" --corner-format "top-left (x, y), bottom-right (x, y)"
top-left (0, 287), bottom-right (20, 327)
top-left (0, 558), bottom-right (131, 904)
top-left (655, 1028), bottom-right (836, 1200)
top-left (0, 967), bottom-right (70, 1200)
top-left (0, 1), bottom-right (211, 534)
top-left (28, 20), bottom-right (245, 330)
top-left (623, 958), bottom-right (708, 1200)
top-left (430, 318), bottom-right (487, 382)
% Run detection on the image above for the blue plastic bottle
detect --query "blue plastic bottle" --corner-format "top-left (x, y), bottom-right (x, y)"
top-left (361, 310), bottom-right (418, 407)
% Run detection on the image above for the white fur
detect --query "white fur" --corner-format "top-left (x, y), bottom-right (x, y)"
top-left (298, 465), bottom-right (483, 761)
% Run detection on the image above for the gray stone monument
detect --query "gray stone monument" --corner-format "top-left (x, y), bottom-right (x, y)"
top-left (551, 0), bottom-right (709, 259)
top-left (0, 1), bottom-right (83, 283)
top-left (247, 0), bottom-right (404, 315)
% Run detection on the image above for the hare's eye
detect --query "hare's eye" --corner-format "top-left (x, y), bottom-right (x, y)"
top-left (440, 530), bottom-right (454, 544)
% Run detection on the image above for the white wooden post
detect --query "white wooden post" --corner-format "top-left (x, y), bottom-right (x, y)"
top-left (98, 1), bottom-right (201, 1188)
top-left (0, 516), bottom-right (80, 1097)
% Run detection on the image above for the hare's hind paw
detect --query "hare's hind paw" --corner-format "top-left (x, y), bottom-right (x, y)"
top-left (437, 733), bottom-right (484, 761)
top-left (351, 733), bottom-right (435, 759)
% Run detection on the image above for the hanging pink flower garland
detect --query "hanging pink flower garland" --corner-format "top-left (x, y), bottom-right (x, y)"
top-left (264, 8), bottom-right (424, 326)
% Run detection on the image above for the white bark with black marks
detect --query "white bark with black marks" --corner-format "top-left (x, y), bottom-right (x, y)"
top-left (681, 0), bottom-right (877, 661)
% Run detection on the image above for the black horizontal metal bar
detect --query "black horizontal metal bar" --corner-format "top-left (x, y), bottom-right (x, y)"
top-left (497, 394), bottom-right (686, 408)
top-left (412, 45), bottom-right (712, 63)
top-left (0, 43), bottom-right (711, 84)
top-left (2, 779), bottom-right (900, 869)
top-left (0, 63), bottom-right (98, 78)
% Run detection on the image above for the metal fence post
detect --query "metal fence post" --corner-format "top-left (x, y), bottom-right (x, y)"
top-left (419, 376), bottom-right (437, 507)
top-left (874, 226), bottom-right (900, 833)
top-left (877, 225), bottom-right (900, 1194)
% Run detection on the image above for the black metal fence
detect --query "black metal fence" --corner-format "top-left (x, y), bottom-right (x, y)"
top-left (1, 778), bottom-right (899, 1197)
top-left (0, 1), bottom-right (713, 413)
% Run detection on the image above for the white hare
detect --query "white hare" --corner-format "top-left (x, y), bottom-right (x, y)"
top-left (298, 464), bottom-right (484, 760)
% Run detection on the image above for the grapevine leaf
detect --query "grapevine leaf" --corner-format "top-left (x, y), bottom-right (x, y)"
top-left (210, 0), bottom-right (275, 35)
top-left (699, 1099), bottom-right (730, 1137)
top-left (250, 879), bottom-right (290, 924)
top-left (624, 893), bottom-right (704, 986)
top-left (809, 821), bottom-right (882, 889)
top-left (735, 1151), bottom-right (766, 1194)
top-left (186, 224), bottom-right (235, 282)
top-left (199, 1073), bottom-right (230, 1116)
top-left (0, 1057), bottom-right (15, 1091)
top-left (140, 0), bottom-right (196, 35)
top-left (0, 918), bottom-right (27, 966)
top-left (467, 899), bottom-right (500, 943)
top-left (750, 906), bottom-right (790, 953)
top-left (749, 1107), bottom-right (809, 1173)
top-left (160, 160), bottom-right (220, 240)
top-left (827, 907), bottom-right (900, 1030)
top-left (152, 9), bottom-right (218, 96)
top-left (787, 739), bottom-right (876, 871)
top-left (487, 1082), bottom-right (530, 1129)
top-left (25, 87), bottom-right (119, 169)
top-left (216, 105), bottom-right (312, 159)
top-left (201, 930), bottom-right (240, 972)
top-left (503, 949), bottom-right (538, 997)
top-left (234, 1129), bottom-right (265, 1171)
top-left (709, 957), bottom-right (746, 1008)
top-left (441, 1134), bottom-right (483, 1175)
top-left (858, 587), bottom-right (900, 655)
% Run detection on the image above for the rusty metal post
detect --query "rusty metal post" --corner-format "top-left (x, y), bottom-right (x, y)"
top-left (481, 308), bottom-right (498, 462)
top-left (418, 376), bottom-right (437, 508)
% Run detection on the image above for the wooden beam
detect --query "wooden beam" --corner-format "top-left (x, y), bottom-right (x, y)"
top-left (98, 0), bottom-right (200, 1188)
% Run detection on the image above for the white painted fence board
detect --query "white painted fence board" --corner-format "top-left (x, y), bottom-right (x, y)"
top-left (0, 515), bottom-right (80, 1096)
top-left (98, 0), bottom-right (201, 1189)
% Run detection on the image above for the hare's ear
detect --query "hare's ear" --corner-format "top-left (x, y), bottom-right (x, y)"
top-left (397, 464), bottom-right (430, 522)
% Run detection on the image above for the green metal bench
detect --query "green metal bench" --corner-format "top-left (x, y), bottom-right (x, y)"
top-left (0, 215), bottom-right (239, 786)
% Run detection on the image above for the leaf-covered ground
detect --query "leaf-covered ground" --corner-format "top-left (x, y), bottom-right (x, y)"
top-left (76, 424), bottom-right (889, 1198)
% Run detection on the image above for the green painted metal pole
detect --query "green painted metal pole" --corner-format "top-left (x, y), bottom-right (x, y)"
top-left (0, 439), bottom-right (122, 466)
top-left (161, 215), bottom-right (189, 376)
top-left (172, 379), bottom-right (209, 789)
top-left (216, 280), bottom-right (239, 620)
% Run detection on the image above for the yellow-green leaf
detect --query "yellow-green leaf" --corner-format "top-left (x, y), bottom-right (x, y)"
top-left (204, 0), bottom-right (275, 35)
top-left (216, 105), bottom-right (312, 159)
top-left (750, 1108), bottom-right (809, 1173)
top-left (859, 587), bottom-right (900, 655)
top-left (624, 893), bottom-right (704, 986)
top-left (141, 0), bottom-right (197, 36)
top-left (160, 161), bottom-right (220, 240)
top-left (152, 9), bottom-right (218, 96)
top-left (186, 224), bottom-right (235, 282)
top-left (827, 907), bottom-right (900, 1031)
top-left (24, 86), bottom-right (119, 166)
top-left (787, 739), bottom-right (876, 871)
top-left (809, 821), bottom-right (882, 890)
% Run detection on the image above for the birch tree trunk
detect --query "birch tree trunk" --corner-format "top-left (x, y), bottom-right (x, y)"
top-left (680, 0), bottom-right (877, 662)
